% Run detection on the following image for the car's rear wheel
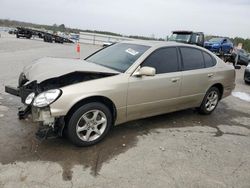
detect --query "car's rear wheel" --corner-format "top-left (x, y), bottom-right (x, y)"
top-left (198, 87), bottom-right (220, 115)
top-left (67, 102), bottom-right (112, 146)
top-left (245, 79), bottom-right (250, 85)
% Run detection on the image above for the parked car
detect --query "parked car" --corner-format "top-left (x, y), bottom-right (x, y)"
top-left (244, 64), bottom-right (250, 84)
top-left (16, 27), bottom-right (32, 39)
top-left (168, 31), bottom-right (204, 47)
top-left (70, 33), bottom-right (80, 42)
top-left (103, 42), bottom-right (115, 47)
top-left (204, 38), bottom-right (233, 54)
top-left (8, 29), bottom-right (17, 35)
top-left (232, 48), bottom-right (250, 66)
top-left (5, 41), bottom-right (236, 146)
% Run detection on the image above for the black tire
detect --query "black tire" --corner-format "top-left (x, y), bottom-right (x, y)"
top-left (244, 61), bottom-right (250, 67)
top-left (67, 102), bottom-right (112, 147)
top-left (238, 57), bottom-right (241, 64)
top-left (245, 79), bottom-right (250, 85)
top-left (198, 87), bottom-right (220, 115)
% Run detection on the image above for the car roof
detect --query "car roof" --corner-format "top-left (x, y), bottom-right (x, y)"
top-left (120, 40), bottom-right (218, 59)
top-left (120, 40), bottom-right (202, 49)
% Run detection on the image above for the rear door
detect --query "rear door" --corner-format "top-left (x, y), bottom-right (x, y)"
top-left (178, 47), bottom-right (213, 108)
top-left (127, 47), bottom-right (182, 121)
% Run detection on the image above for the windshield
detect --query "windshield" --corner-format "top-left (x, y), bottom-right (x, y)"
top-left (209, 38), bottom-right (223, 42)
top-left (86, 43), bottom-right (150, 72)
top-left (169, 33), bottom-right (191, 43)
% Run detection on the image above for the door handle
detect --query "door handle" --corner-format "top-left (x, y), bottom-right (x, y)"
top-left (171, 78), bottom-right (180, 82)
top-left (208, 73), bottom-right (214, 78)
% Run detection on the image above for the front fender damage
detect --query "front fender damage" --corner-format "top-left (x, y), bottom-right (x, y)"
top-left (7, 71), bottom-right (118, 140)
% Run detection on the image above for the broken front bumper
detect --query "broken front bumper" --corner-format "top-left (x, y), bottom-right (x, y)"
top-left (32, 107), bottom-right (65, 140)
top-left (5, 85), bottom-right (65, 140)
top-left (5, 85), bottom-right (20, 97)
top-left (32, 106), bottom-right (55, 125)
top-left (5, 84), bottom-right (34, 103)
top-left (5, 85), bottom-right (32, 119)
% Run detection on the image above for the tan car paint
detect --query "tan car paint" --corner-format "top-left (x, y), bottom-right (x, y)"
top-left (50, 74), bottom-right (130, 124)
top-left (49, 41), bottom-right (235, 126)
top-left (127, 71), bottom-right (182, 121)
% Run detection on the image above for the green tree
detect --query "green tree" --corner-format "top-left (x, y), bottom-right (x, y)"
top-left (58, 24), bottom-right (66, 32)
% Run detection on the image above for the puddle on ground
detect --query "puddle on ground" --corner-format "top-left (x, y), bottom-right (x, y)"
top-left (0, 97), bottom-right (249, 181)
top-left (232, 91), bottom-right (250, 102)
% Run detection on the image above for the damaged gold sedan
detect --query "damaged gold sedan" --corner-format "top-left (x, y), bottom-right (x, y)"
top-left (5, 41), bottom-right (235, 146)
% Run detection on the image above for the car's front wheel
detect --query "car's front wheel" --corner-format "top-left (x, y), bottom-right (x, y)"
top-left (198, 87), bottom-right (220, 115)
top-left (245, 77), bottom-right (250, 85)
top-left (67, 102), bottom-right (112, 146)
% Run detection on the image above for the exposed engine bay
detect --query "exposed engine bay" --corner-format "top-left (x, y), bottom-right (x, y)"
top-left (18, 71), bottom-right (116, 102)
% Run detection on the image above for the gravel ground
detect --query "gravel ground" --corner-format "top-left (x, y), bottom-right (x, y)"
top-left (0, 33), bottom-right (249, 188)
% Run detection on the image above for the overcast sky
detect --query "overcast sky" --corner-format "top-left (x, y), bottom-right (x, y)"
top-left (0, 0), bottom-right (249, 38)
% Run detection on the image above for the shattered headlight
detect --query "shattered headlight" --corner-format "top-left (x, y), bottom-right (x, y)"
top-left (25, 92), bottom-right (35, 105)
top-left (33, 89), bottom-right (62, 108)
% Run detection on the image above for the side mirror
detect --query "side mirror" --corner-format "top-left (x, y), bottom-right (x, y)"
top-left (134, 66), bottom-right (156, 77)
top-left (235, 65), bottom-right (241, 69)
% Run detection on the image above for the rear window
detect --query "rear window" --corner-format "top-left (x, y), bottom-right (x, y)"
top-left (180, 47), bottom-right (205, 71)
top-left (203, 52), bottom-right (216, 68)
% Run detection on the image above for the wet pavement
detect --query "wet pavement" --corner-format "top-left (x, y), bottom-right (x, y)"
top-left (0, 34), bottom-right (250, 187)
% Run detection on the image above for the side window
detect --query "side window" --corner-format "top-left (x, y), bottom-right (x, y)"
top-left (180, 47), bottom-right (205, 71)
top-left (190, 34), bottom-right (199, 44)
top-left (203, 52), bottom-right (216, 68)
top-left (142, 47), bottom-right (179, 74)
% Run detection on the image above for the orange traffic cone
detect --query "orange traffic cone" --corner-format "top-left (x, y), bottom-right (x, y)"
top-left (76, 42), bottom-right (80, 59)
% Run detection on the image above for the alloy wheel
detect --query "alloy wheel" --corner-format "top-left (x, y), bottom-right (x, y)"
top-left (76, 110), bottom-right (107, 142)
top-left (205, 91), bottom-right (219, 112)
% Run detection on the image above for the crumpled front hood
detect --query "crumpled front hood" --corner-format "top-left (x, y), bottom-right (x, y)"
top-left (23, 57), bottom-right (119, 83)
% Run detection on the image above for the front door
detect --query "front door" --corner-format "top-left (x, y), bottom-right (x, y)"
top-left (126, 47), bottom-right (182, 121)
